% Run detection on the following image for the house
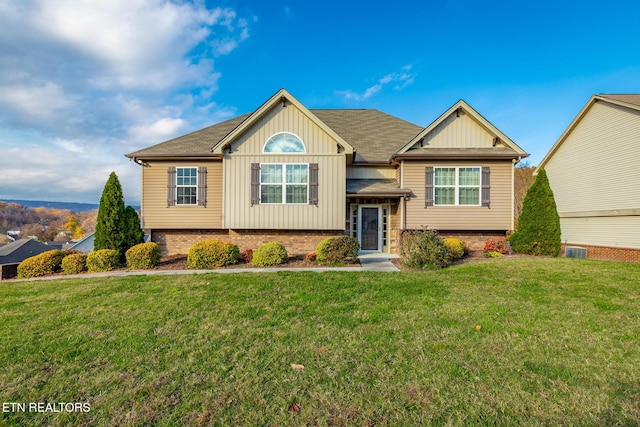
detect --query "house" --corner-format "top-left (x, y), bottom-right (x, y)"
top-left (537, 94), bottom-right (640, 262)
top-left (0, 238), bottom-right (52, 280)
top-left (126, 89), bottom-right (528, 256)
top-left (69, 232), bottom-right (95, 254)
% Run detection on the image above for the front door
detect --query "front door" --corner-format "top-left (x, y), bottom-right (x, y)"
top-left (359, 206), bottom-right (380, 251)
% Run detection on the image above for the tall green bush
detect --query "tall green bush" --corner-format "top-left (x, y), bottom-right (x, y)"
top-left (94, 172), bottom-right (142, 262)
top-left (508, 169), bottom-right (561, 256)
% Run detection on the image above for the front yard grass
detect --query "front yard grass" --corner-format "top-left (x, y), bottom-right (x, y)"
top-left (1, 258), bottom-right (639, 425)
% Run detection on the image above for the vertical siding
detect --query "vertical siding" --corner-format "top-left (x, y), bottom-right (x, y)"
top-left (561, 216), bottom-right (640, 249)
top-left (421, 113), bottom-right (495, 148)
top-left (545, 101), bottom-right (640, 213)
top-left (223, 103), bottom-right (345, 229)
top-left (141, 160), bottom-right (223, 229)
top-left (403, 160), bottom-right (513, 230)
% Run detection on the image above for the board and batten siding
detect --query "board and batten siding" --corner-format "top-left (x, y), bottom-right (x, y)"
top-left (544, 100), bottom-right (640, 249)
top-left (403, 160), bottom-right (513, 230)
top-left (421, 112), bottom-right (495, 148)
top-left (141, 160), bottom-right (223, 229)
top-left (545, 101), bottom-right (640, 214)
top-left (223, 102), bottom-right (346, 230)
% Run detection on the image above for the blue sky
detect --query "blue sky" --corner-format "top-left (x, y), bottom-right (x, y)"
top-left (0, 0), bottom-right (639, 205)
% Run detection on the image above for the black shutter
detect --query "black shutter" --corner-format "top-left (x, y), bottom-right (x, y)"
top-left (167, 167), bottom-right (176, 207)
top-left (309, 163), bottom-right (319, 205)
top-left (197, 167), bottom-right (207, 207)
top-left (425, 166), bottom-right (434, 207)
top-left (481, 166), bottom-right (490, 208)
top-left (251, 163), bottom-right (260, 206)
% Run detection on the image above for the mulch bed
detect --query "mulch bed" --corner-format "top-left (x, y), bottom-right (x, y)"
top-left (153, 254), bottom-right (360, 270)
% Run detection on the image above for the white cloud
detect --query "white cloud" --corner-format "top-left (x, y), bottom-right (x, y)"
top-left (0, 0), bottom-right (253, 204)
top-left (336, 65), bottom-right (418, 101)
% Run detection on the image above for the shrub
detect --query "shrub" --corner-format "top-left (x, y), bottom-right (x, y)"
top-left (126, 242), bottom-right (162, 270)
top-left (315, 236), bottom-right (360, 265)
top-left (62, 253), bottom-right (88, 274)
top-left (87, 249), bottom-right (121, 273)
top-left (443, 237), bottom-right (466, 261)
top-left (483, 237), bottom-right (510, 255)
top-left (484, 251), bottom-right (504, 258)
top-left (187, 240), bottom-right (240, 269)
top-left (240, 248), bottom-right (253, 264)
top-left (17, 249), bottom-right (67, 278)
top-left (509, 169), bottom-right (561, 256)
top-left (305, 252), bottom-right (317, 261)
top-left (252, 242), bottom-right (288, 267)
top-left (401, 229), bottom-right (450, 270)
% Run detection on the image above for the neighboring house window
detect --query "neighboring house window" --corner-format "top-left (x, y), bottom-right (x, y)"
top-left (264, 132), bottom-right (306, 153)
top-left (433, 167), bottom-right (481, 206)
top-left (260, 164), bottom-right (308, 204)
top-left (167, 167), bottom-right (207, 207)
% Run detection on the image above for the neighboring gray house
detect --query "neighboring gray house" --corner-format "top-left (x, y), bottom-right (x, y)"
top-left (0, 238), bottom-right (51, 280)
top-left (537, 94), bottom-right (640, 262)
top-left (69, 232), bottom-right (95, 254)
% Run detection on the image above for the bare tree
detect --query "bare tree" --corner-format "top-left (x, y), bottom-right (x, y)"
top-left (514, 161), bottom-right (536, 229)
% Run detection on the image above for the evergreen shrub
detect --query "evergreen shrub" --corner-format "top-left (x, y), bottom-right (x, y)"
top-left (126, 242), bottom-right (162, 269)
top-left (401, 229), bottom-right (450, 270)
top-left (509, 169), bottom-right (561, 256)
top-left (187, 240), bottom-right (240, 269)
top-left (17, 250), bottom-right (67, 278)
top-left (252, 242), bottom-right (288, 267)
top-left (443, 237), bottom-right (466, 261)
top-left (315, 236), bottom-right (360, 265)
top-left (87, 249), bottom-right (121, 272)
top-left (62, 253), bottom-right (88, 274)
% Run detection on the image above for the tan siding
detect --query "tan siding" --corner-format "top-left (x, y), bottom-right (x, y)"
top-left (421, 113), bottom-right (495, 149)
top-left (141, 160), bottom-right (222, 229)
top-left (545, 102), bottom-right (640, 214)
top-left (346, 166), bottom-right (396, 179)
top-left (561, 216), bottom-right (640, 249)
top-left (403, 160), bottom-right (513, 230)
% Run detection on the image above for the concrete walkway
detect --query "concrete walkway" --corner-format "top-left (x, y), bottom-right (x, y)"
top-left (5, 254), bottom-right (400, 283)
top-left (357, 253), bottom-right (400, 272)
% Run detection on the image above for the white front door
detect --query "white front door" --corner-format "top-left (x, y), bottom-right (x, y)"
top-left (358, 205), bottom-right (381, 252)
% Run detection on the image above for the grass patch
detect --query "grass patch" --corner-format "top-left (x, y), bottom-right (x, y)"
top-left (1, 258), bottom-right (640, 425)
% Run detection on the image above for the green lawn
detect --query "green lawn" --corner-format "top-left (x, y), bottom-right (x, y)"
top-left (1, 258), bottom-right (639, 426)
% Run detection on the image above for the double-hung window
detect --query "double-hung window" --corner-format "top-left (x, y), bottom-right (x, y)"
top-left (434, 167), bottom-right (480, 205)
top-left (260, 164), bottom-right (308, 204)
top-left (176, 167), bottom-right (197, 205)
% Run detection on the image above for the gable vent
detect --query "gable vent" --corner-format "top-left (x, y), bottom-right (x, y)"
top-left (565, 246), bottom-right (587, 259)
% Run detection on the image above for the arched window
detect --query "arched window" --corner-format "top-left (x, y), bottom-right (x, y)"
top-left (263, 132), bottom-right (306, 153)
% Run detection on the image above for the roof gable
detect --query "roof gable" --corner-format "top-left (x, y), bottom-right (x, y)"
top-left (537, 94), bottom-right (640, 172)
top-left (396, 100), bottom-right (526, 156)
top-left (212, 89), bottom-right (353, 155)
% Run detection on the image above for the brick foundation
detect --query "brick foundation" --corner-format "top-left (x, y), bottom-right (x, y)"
top-left (562, 243), bottom-right (640, 263)
top-left (151, 229), bottom-right (344, 256)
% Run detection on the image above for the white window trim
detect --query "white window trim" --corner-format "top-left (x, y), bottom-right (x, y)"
top-left (176, 166), bottom-right (198, 206)
top-left (434, 166), bottom-right (481, 206)
top-left (260, 163), bottom-right (309, 204)
top-left (262, 131), bottom-right (306, 154)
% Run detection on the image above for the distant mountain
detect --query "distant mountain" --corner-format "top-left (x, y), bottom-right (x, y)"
top-left (1, 199), bottom-right (100, 212)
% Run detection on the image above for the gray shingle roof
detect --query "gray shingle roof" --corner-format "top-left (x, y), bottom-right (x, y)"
top-left (127, 109), bottom-right (423, 163)
top-left (346, 179), bottom-right (411, 195)
top-left (0, 238), bottom-right (51, 265)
